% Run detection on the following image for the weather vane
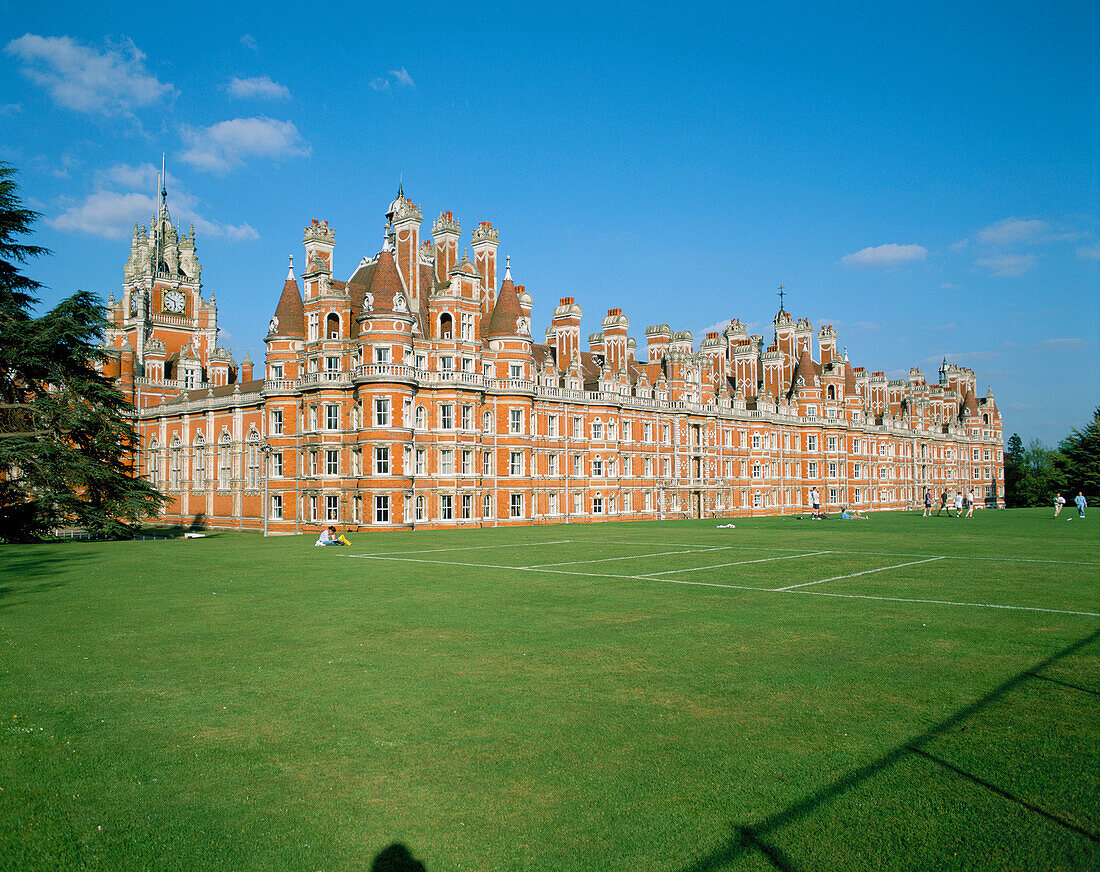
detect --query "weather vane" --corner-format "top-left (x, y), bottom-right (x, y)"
top-left (777, 286), bottom-right (786, 312)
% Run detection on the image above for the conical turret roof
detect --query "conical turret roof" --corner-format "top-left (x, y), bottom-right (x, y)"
top-left (484, 276), bottom-right (524, 339)
top-left (270, 266), bottom-right (305, 338)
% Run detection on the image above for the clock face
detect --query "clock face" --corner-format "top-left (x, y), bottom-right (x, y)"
top-left (164, 291), bottom-right (185, 314)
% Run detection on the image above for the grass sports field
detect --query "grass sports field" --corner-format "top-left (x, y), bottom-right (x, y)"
top-left (1, 508), bottom-right (1097, 871)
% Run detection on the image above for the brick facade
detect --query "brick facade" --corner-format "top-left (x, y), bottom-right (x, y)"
top-left (103, 187), bottom-right (1005, 534)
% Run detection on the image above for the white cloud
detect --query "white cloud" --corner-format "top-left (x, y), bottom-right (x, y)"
top-left (227, 75), bottom-right (290, 100)
top-left (948, 239), bottom-right (969, 252)
top-left (370, 68), bottom-right (416, 91)
top-left (0, 103), bottom-right (21, 116)
top-left (179, 116), bottom-right (310, 173)
top-left (841, 243), bottom-right (927, 268)
top-left (390, 67), bottom-right (415, 88)
top-left (975, 218), bottom-right (1047, 246)
top-left (240, 34), bottom-right (258, 52)
top-left (975, 253), bottom-right (1035, 276)
top-left (698, 319), bottom-right (732, 338)
top-left (48, 162), bottom-right (258, 241)
top-left (1077, 240), bottom-right (1100, 260)
top-left (4, 34), bottom-right (173, 117)
top-left (1040, 338), bottom-right (1088, 351)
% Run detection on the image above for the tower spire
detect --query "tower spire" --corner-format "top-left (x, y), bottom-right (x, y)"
top-left (504, 254), bottom-right (512, 281)
top-left (777, 285), bottom-right (786, 313)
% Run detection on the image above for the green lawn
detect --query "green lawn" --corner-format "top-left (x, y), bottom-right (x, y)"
top-left (1, 509), bottom-right (1097, 871)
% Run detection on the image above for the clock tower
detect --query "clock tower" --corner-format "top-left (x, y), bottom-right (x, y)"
top-left (103, 166), bottom-right (233, 406)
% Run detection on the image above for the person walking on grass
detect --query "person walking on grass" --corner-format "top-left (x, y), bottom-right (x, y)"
top-left (966, 488), bottom-right (975, 518)
top-left (953, 491), bottom-right (964, 517)
top-left (1054, 492), bottom-right (1066, 518)
top-left (938, 490), bottom-right (949, 516)
top-left (923, 489), bottom-right (932, 517)
top-left (1075, 492), bottom-right (1088, 518)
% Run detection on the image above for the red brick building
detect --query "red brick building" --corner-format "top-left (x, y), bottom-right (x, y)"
top-left (103, 187), bottom-right (1005, 533)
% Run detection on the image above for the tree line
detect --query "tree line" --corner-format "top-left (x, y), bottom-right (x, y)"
top-left (1003, 410), bottom-right (1100, 508)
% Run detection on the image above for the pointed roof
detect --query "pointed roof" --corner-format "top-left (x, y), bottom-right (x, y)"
top-left (788, 346), bottom-right (819, 397)
top-left (364, 249), bottom-right (408, 311)
top-left (271, 269), bottom-right (305, 338)
top-left (484, 276), bottom-right (524, 339)
top-left (960, 385), bottom-right (980, 419)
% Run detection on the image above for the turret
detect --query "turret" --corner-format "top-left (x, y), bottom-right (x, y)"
top-left (552, 297), bottom-right (583, 370)
top-left (471, 222), bottom-right (499, 316)
top-left (645, 324), bottom-right (671, 362)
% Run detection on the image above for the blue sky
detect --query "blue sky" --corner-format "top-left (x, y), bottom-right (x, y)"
top-left (1, 1), bottom-right (1097, 445)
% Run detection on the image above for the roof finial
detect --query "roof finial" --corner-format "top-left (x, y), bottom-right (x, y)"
top-left (504, 254), bottom-right (512, 281)
top-left (160, 152), bottom-right (167, 205)
top-left (286, 254), bottom-right (294, 281)
top-left (777, 285), bottom-right (786, 313)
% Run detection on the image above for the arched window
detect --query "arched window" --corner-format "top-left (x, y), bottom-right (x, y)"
top-left (483, 411), bottom-right (493, 433)
top-left (147, 437), bottom-right (159, 486)
top-left (415, 406), bottom-right (427, 430)
top-left (219, 432), bottom-right (232, 489)
top-left (827, 385), bottom-right (836, 400)
top-left (415, 494), bottom-right (425, 522)
top-left (439, 313), bottom-right (453, 339)
top-left (326, 313), bottom-right (340, 339)
top-left (193, 433), bottom-right (206, 488)
top-left (169, 437), bottom-right (182, 489)
top-left (246, 431), bottom-right (261, 489)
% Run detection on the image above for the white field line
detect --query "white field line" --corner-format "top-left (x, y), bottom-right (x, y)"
top-left (645, 551), bottom-right (831, 576)
top-left (348, 539), bottom-right (572, 558)
top-left (334, 554), bottom-right (1100, 615)
top-left (524, 546), bottom-right (732, 569)
top-left (773, 556), bottom-right (947, 591)
top-left (595, 542), bottom-right (1100, 566)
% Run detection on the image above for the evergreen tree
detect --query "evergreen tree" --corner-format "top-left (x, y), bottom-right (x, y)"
top-left (1058, 406), bottom-right (1100, 499)
top-left (0, 162), bottom-right (167, 541)
top-left (1003, 433), bottom-right (1025, 506)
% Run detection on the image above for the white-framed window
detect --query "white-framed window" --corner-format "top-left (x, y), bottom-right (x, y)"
top-left (374, 397), bottom-right (390, 427)
top-left (573, 492), bottom-right (583, 514)
top-left (461, 493), bottom-right (472, 519)
top-left (752, 463), bottom-right (761, 478)
top-left (510, 493), bottom-right (523, 518)
top-left (482, 450), bottom-right (492, 475)
top-left (323, 495), bottom-right (338, 521)
top-left (440, 495), bottom-right (453, 520)
top-left (415, 495), bottom-right (425, 521)
top-left (440, 355), bottom-right (453, 371)
top-left (751, 433), bottom-right (761, 449)
top-left (326, 404), bottom-right (340, 430)
top-left (440, 449), bottom-right (454, 475)
top-left (270, 494), bottom-right (283, 520)
top-left (219, 435), bottom-right (231, 489)
top-left (192, 437), bottom-right (206, 488)
top-left (593, 495), bottom-right (603, 514)
top-left (460, 313), bottom-right (474, 341)
top-left (592, 457), bottom-right (603, 476)
top-left (509, 363), bottom-right (523, 379)
top-left (415, 406), bottom-right (426, 430)
top-left (828, 461), bottom-right (838, 478)
top-left (807, 435), bottom-right (818, 451)
top-left (548, 454), bottom-right (559, 476)
top-left (270, 451), bottom-right (283, 477)
top-left (483, 411), bottom-right (493, 433)
top-left (325, 356), bottom-right (340, 372)
top-left (483, 494), bottom-right (492, 518)
top-left (375, 494), bottom-right (390, 523)
top-left (573, 454), bottom-right (583, 476)
top-left (326, 450), bottom-right (339, 476)
top-left (374, 346), bottom-right (391, 364)
top-left (828, 436), bottom-right (837, 452)
top-left (643, 422), bottom-right (652, 442)
top-left (415, 448), bottom-right (426, 476)
top-left (573, 417), bottom-right (583, 438)
top-left (753, 492), bottom-right (762, 508)
top-left (509, 451), bottom-right (523, 476)
top-left (246, 435), bottom-right (261, 489)
top-left (461, 404), bottom-right (473, 430)
top-left (509, 409), bottom-right (522, 434)
top-left (548, 415), bottom-right (560, 437)
top-left (375, 446), bottom-right (390, 474)
top-left (592, 420), bottom-right (604, 440)
top-left (808, 461), bottom-right (818, 477)
top-left (461, 449), bottom-right (473, 475)
top-left (271, 363), bottom-right (284, 379)
top-left (440, 404), bottom-right (453, 429)
top-left (271, 409), bottom-right (283, 435)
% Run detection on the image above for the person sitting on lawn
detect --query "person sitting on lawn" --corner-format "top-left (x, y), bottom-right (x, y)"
top-left (839, 506), bottom-right (868, 520)
top-left (315, 526), bottom-right (349, 546)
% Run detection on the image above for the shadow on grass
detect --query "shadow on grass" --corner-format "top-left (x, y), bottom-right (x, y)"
top-left (677, 627), bottom-right (1100, 872)
top-left (0, 548), bottom-right (84, 605)
top-left (372, 842), bottom-right (427, 871)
